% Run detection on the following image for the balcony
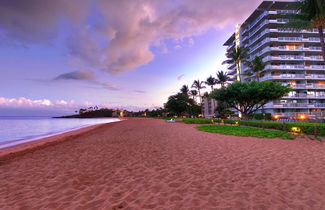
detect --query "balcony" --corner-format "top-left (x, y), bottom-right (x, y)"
top-left (263, 55), bottom-right (304, 62)
top-left (305, 65), bottom-right (325, 70)
top-left (265, 64), bottom-right (304, 70)
top-left (273, 103), bottom-right (308, 108)
top-left (261, 74), bottom-right (305, 81)
top-left (305, 74), bottom-right (325, 79)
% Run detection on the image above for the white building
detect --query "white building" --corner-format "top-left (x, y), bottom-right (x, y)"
top-left (224, 1), bottom-right (325, 120)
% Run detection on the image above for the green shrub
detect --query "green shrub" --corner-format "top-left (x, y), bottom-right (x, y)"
top-left (248, 113), bottom-right (272, 120)
top-left (223, 120), bottom-right (325, 136)
top-left (197, 125), bottom-right (294, 140)
top-left (182, 118), bottom-right (216, 124)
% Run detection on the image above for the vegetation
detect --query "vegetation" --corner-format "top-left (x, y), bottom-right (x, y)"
top-left (180, 85), bottom-right (189, 95)
top-left (217, 119), bottom-right (325, 136)
top-left (191, 80), bottom-right (206, 103)
top-left (245, 56), bottom-right (265, 81)
top-left (197, 125), bottom-right (294, 140)
top-left (285, 0), bottom-right (325, 61)
top-left (216, 71), bottom-right (230, 87)
top-left (205, 76), bottom-right (218, 91)
top-left (223, 46), bottom-right (248, 81)
top-left (211, 81), bottom-right (292, 119)
top-left (189, 89), bottom-right (198, 100)
top-left (182, 118), bottom-right (216, 124)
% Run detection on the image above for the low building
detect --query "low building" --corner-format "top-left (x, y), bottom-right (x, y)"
top-left (201, 97), bottom-right (217, 118)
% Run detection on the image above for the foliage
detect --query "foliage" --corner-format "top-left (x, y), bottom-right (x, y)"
top-left (216, 71), bottom-right (230, 87)
top-left (182, 118), bottom-right (217, 124)
top-left (248, 113), bottom-right (272, 120)
top-left (180, 85), bottom-right (189, 95)
top-left (285, 0), bottom-right (325, 60)
top-left (211, 81), bottom-right (292, 118)
top-left (191, 80), bottom-right (206, 103)
top-left (205, 76), bottom-right (218, 91)
top-left (197, 125), bottom-right (294, 140)
top-left (164, 93), bottom-right (197, 116)
top-left (245, 56), bottom-right (266, 81)
top-left (218, 119), bottom-right (325, 136)
top-left (223, 46), bottom-right (249, 81)
top-left (215, 101), bottom-right (233, 118)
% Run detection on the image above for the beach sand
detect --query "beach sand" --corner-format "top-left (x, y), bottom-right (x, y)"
top-left (0, 118), bottom-right (324, 209)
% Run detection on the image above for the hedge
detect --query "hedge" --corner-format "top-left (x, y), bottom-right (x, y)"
top-left (225, 120), bottom-right (325, 136)
top-left (182, 118), bottom-right (221, 124)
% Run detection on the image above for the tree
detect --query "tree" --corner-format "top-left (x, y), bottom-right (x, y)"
top-left (285, 0), bottom-right (325, 61)
top-left (205, 76), bottom-right (218, 91)
top-left (191, 80), bottom-right (206, 103)
top-left (164, 93), bottom-right (195, 116)
top-left (216, 71), bottom-right (230, 87)
top-left (189, 89), bottom-right (198, 100)
top-left (211, 81), bottom-right (292, 119)
top-left (245, 56), bottom-right (266, 81)
top-left (223, 46), bottom-right (248, 81)
top-left (180, 85), bottom-right (189, 95)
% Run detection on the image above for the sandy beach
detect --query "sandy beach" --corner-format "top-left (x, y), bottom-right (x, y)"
top-left (0, 118), bottom-right (324, 209)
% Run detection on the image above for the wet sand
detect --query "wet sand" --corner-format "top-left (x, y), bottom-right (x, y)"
top-left (0, 118), bottom-right (324, 209)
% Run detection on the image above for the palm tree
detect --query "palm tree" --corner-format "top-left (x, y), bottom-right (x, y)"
top-left (180, 85), bottom-right (189, 95)
top-left (222, 46), bottom-right (248, 81)
top-left (286, 0), bottom-right (325, 61)
top-left (216, 71), bottom-right (230, 87)
top-left (189, 89), bottom-right (198, 100)
top-left (246, 56), bottom-right (266, 81)
top-left (205, 76), bottom-right (218, 91)
top-left (191, 80), bottom-right (206, 103)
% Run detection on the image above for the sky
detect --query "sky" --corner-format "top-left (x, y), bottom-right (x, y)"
top-left (0, 0), bottom-right (276, 116)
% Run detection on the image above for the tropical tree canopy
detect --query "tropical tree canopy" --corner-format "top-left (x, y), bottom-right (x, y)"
top-left (189, 89), bottom-right (198, 100)
top-left (192, 80), bottom-right (206, 91)
top-left (285, 0), bottom-right (325, 60)
top-left (164, 93), bottom-right (199, 116)
top-left (223, 46), bottom-right (249, 65)
top-left (210, 81), bottom-right (292, 119)
top-left (205, 76), bottom-right (217, 91)
top-left (180, 85), bottom-right (189, 95)
top-left (216, 71), bottom-right (230, 87)
top-left (245, 56), bottom-right (266, 81)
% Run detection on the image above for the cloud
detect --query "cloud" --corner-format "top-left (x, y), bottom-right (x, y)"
top-left (0, 97), bottom-right (76, 109)
top-left (101, 82), bottom-right (120, 91)
top-left (0, 0), bottom-right (263, 74)
top-left (54, 69), bottom-right (94, 81)
top-left (134, 90), bottom-right (146, 94)
top-left (177, 74), bottom-right (185, 81)
top-left (0, 96), bottom-right (160, 116)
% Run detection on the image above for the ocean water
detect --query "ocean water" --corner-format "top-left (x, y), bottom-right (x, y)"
top-left (0, 116), bottom-right (120, 149)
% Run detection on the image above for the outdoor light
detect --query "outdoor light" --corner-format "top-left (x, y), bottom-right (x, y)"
top-left (291, 127), bottom-right (301, 133)
top-left (273, 115), bottom-right (280, 120)
top-left (299, 114), bottom-right (306, 120)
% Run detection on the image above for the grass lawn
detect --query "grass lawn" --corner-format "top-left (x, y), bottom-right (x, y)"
top-left (197, 125), bottom-right (294, 140)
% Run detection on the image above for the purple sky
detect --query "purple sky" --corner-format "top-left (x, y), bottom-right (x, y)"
top-left (0, 0), bottom-right (274, 116)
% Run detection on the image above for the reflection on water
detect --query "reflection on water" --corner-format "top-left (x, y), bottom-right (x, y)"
top-left (0, 116), bottom-right (119, 148)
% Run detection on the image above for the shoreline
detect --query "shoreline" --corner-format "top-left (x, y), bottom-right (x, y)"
top-left (0, 120), bottom-right (122, 162)
top-left (0, 118), bottom-right (324, 209)
top-left (0, 117), bottom-right (121, 149)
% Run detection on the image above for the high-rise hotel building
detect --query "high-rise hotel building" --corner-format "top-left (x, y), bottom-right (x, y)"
top-left (224, 1), bottom-right (325, 120)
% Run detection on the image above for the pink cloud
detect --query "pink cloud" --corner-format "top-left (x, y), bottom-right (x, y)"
top-left (0, 0), bottom-right (266, 74)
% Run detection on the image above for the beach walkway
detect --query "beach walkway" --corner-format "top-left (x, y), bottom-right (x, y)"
top-left (0, 118), bottom-right (324, 209)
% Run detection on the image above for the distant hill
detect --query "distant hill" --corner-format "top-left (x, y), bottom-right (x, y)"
top-left (56, 109), bottom-right (123, 118)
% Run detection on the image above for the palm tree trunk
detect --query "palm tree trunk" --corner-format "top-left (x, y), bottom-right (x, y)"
top-left (318, 25), bottom-right (325, 61)
top-left (211, 85), bottom-right (213, 92)
top-left (198, 89), bottom-right (201, 104)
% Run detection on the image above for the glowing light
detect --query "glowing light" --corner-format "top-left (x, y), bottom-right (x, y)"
top-left (291, 127), bottom-right (301, 133)
top-left (298, 114), bottom-right (306, 120)
top-left (273, 115), bottom-right (280, 120)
